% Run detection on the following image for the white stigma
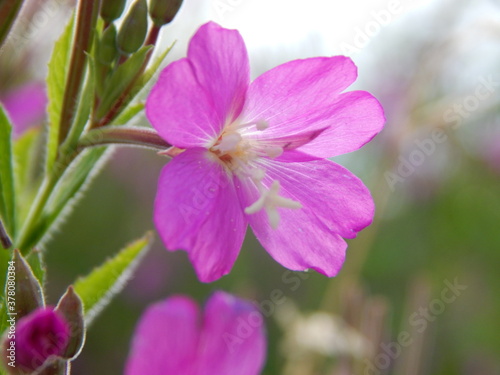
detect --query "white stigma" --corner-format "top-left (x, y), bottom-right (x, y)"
top-left (210, 118), bottom-right (303, 230)
top-left (245, 180), bottom-right (302, 229)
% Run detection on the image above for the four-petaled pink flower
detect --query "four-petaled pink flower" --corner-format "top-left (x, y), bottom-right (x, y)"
top-left (125, 291), bottom-right (266, 375)
top-left (147, 22), bottom-right (385, 282)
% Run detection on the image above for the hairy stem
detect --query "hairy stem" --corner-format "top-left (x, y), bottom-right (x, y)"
top-left (58, 0), bottom-right (99, 145)
top-left (145, 24), bottom-right (161, 46)
top-left (79, 126), bottom-right (171, 151)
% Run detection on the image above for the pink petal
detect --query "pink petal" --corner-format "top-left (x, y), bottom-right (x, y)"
top-left (241, 56), bottom-right (384, 157)
top-left (146, 22), bottom-right (250, 148)
top-left (242, 56), bottom-right (356, 131)
top-left (296, 91), bottom-right (385, 158)
top-left (196, 292), bottom-right (266, 375)
top-left (237, 159), bottom-right (374, 276)
top-left (146, 58), bottom-right (221, 148)
top-left (154, 148), bottom-right (247, 282)
top-left (125, 296), bottom-right (199, 375)
top-left (188, 22), bottom-right (250, 124)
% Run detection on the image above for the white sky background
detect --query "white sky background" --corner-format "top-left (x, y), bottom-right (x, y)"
top-left (162, 0), bottom-right (438, 77)
top-left (159, 0), bottom-right (500, 90)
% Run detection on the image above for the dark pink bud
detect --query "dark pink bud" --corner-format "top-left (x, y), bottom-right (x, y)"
top-left (14, 308), bottom-right (70, 372)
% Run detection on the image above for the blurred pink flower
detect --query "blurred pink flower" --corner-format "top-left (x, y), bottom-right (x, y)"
top-left (0, 82), bottom-right (47, 136)
top-left (125, 291), bottom-right (266, 375)
top-left (147, 22), bottom-right (385, 282)
top-left (484, 133), bottom-right (500, 174)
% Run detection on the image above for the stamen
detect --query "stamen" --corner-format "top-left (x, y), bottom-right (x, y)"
top-left (232, 119), bottom-right (269, 131)
top-left (251, 168), bottom-right (266, 181)
top-left (255, 120), bottom-right (269, 130)
top-left (264, 146), bottom-right (283, 158)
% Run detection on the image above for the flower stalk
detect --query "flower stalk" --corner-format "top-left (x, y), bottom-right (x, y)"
top-left (79, 126), bottom-right (171, 151)
top-left (145, 24), bottom-right (161, 46)
top-left (58, 0), bottom-right (100, 145)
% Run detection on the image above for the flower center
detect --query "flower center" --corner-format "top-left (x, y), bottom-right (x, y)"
top-left (209, 119), bottom-right (301, 229)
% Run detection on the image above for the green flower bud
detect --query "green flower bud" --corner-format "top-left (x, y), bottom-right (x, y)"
top-left (150, 0), bottom-right (183, 26)
top-left (96, 24), bottom-right (118, 66)
top-left (100, 0), bottom-right (126, 23)
top-left (117, 0), bottom-right (148, 55)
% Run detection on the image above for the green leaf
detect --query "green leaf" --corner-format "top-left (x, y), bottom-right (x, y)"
top-left (137, 42), bottom-right (175, 89)
top-left (13, 127), bottom-right (41, 228)
top-left (0, 106), bottom-right (16, 237)
top-left (46, 15), bottom-right (74, 174)
top-left (94, 45), bottom-right (152, 121)
top-left (27, 147), bottom-right (109, 249)
top-left (74, 232), bottom-right (153, 324)
top-left (107, 43), bottom-right (174, 127)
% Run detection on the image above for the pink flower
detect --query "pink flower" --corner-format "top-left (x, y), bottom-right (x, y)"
top-left (125, 291), bottom-right (266, 375)
top-left (147, 22), bottom-right (385, 282)
top-left (0, 82), bottom-right (47, 137)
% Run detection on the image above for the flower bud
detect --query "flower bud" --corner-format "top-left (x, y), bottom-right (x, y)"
top-left (2, 308), bottom-right (70, 373)
top-left (150, 0), bottom-right (183, 26)
top-left (117, 0), bottom-right (148, 55)
top-left (96, 23), bottom-right (118, 66)
top-left (100, 0), bottom-right (126, 24)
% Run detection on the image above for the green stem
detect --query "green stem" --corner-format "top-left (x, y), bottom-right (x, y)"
top-left (79, 126), bottom-right (171, 151)
top-left (0, 0), bottom-right (24, 49)
top-left (58, 0), bottom-right (99, 145)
